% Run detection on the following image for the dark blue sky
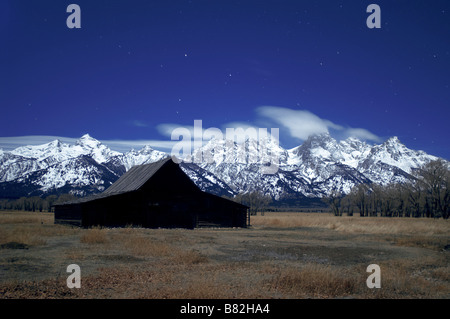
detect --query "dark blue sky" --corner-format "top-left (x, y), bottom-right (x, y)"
top-left (1, 0), bottom-right (449, 158)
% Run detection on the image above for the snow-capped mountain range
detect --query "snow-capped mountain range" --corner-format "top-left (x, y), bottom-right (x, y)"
top-left (0, 133), bottom-right (443, 205)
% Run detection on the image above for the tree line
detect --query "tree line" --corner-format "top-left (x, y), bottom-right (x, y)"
top-left (225, 191), bottom-right (272, 215)
top-left (323, 159), bottom-right (450, 219)
top-left (2, 159), bottom-right (448, 218)
top-left (0, 194), bottom-right (77, 212)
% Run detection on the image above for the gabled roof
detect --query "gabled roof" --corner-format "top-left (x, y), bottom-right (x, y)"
top-left (54, 156), bottom-right (249, 209)
top-left (55, 157), bottom-right (173, 205)
top-left (103, 157), bottom-right (171, 194)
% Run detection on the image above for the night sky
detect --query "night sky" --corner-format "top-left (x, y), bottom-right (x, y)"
top-left (1, 1), bottom-right (449, 159)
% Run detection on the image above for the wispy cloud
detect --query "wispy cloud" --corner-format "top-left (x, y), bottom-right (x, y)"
top-left (0, 136), bottom-right (79, 151)
top-left (256, 107), bottom-right (341, 140)
top-left (158, 120), bottom-right (279, 145)
top-left (100, 139), bottom-right (175, 153)
top-left (342, 128), bottom-right (380, 142)
top-left (220, 121), bottom-right (279, 143)
top-left (0, 135), bottom-right (175, 153)
top-left (0, 107), bottom-right (381, 154)
top-left (131, 120), bottom-right (149, 128)
top-left (256, 106), bottom-right (381, 142)
top-left (157, 123), bottom-right (196, 137)
top-left (158, 121), bottom-right (227, 142)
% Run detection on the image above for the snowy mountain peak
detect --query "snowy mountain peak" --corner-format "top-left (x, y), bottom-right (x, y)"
top-left (382, 136), bottom-right (404, 148)
top-left (304, 132), bottom-right (335, 146)
top-left (48, 139), bottom-right (62, 147)
top-left (140, 145), bottom-right (157, 153)
top-left (80, 133), bottom-right (92, 139)
top-left (72, 134), bottom-right (120, 164)
top-left (359, 135), bottom-right (439, 176)
top-left (11, 139), bottom-right (66, 159)
top-left (187, 135), bottom-right (284, 168)
top-left (291, 133), bottom-right (339, 163)
top-left (386, 135), bottom-right (401, 143)
top-left (342, 136), bottom-right (368, 148)
top-left (118, 144), bottom-right (168, 171)
top-left (76, 134), bottom-right (102, 148)
top-left (0, 132), bottom-right (445, 202)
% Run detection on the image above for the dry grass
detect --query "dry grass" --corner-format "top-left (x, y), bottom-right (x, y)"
top-left (1, 211), bottom-right (449, 299)
top-left (252, 212), bottom-right (450, 251)
top-left (80, 227), bottom-right (108, 244)
top-left (263, 256), bottom-right (450, 299)
top-left (431, 267), bottom-right (450, 282)
top-left (392, 234), bottom-right (449, 251)
top-left (0, 211), bottom-right (75, 246)
top-left (365, 259), bottom-right (449, 299)
top-left (0, 211), bottom-right (51, 246)
top-left (0, 224), bottom-right (64, 247)
top-left (170, 249), bottom-right (208, 265)
top-left (0, 211), bottom-right (53, 225)
top-left (252, 212), bottom-right (449, 235)
top-left (0, 226), bottom-right (40, 246)
top-left (123, 236), bottom-right (171, 256)
top-left (267, 263), bottom-right (358, 298)
top-left (2, 260), bottom-right (447, 299)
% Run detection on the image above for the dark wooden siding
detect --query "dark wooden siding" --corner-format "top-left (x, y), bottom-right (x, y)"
top-left (54, 158), bottom-right (249, 228)
top-left (54, 204), bottom-right (82, 226)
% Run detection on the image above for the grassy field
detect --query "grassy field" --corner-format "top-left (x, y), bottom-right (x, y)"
top-left (0, 211), bottom-right (448, 299)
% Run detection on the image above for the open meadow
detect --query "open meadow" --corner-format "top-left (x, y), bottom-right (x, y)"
top-left (0, 211), bottom-right (449, 299)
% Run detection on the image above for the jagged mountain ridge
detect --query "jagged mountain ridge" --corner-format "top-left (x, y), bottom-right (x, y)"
top-left (0, 134), bottom-right (232, 198)
top-left (0, 133), bottom-right (442, 204)
top-left (0, 134), bottom-right (166, 198)
top-left (185, 133), bottom-right (438, 201)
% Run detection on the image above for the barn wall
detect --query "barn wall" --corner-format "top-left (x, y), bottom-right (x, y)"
top-left (54, 160), bottom-right (249, 228)
top-left (81, 192), bottom-right (146, 227)
top-left (54, 204), bottom-right (82, 226)
top-left (144, 193), bottom-right (197, 228)
top-left (55, 191), bottom-right (248, 229)
top-left (194, 194), bottom-right (249, 228)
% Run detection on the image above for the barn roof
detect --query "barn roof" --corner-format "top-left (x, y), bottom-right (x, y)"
top-left (54, 156), bottom-right (248, 209)
top-left (55, 157), bottom-right (173, 205)
top-left (103, 157), bottom-right (171, 194)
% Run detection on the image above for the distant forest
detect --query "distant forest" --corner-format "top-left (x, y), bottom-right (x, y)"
top-left (0, 193), bottom-right (76, 213)
top-left (323, 159), bottom-right (450, 219)
top-left (1, 160), bottom-right (448, 219)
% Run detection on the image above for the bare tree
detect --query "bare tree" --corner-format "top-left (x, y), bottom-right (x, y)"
top-left (417, 159), bottom-right (450, 218)
top-left (351, 183), bottom-right (371, 217)
top-left (233, 191), bottom-right (272, 215)
top-left (323, 189), bottom-right (343, 216)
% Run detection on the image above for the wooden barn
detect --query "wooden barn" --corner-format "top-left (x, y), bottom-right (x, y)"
top-left (54, 157), bottom-right (249, 228)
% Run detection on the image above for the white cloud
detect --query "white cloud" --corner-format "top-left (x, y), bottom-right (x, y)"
top-left (0, 135), bottom-right (175, 154)
top-left (256, 106), bottom-right (341, 140)
top-left (157, 122), bottom-right (207, 139)
top-left (256, 106), bottom-right (380, 142)
top-left (221, 121), bottom-right (279, 144)
top-left (0, 107), bottom-right (381, 155)
top-left (158, 120), bottom-right (280, 145)
top-left (0, 136), bottom-right (78, 151)
top-left (100, 139), bottom-right (175, 153)
top-left (341, 128), bottom-right (381, 142)
top-left (131, 120), bottom-right (148, 127)
top-left (156, 123), bottom-right (188, 137)
top-left (157, 121), bottom-right (225, 145)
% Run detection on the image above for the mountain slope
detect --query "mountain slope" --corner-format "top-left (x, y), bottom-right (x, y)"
top-left (185, 133), bottom-right (437, 200)
top-left (0, 133), bottom-right (443, 204)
